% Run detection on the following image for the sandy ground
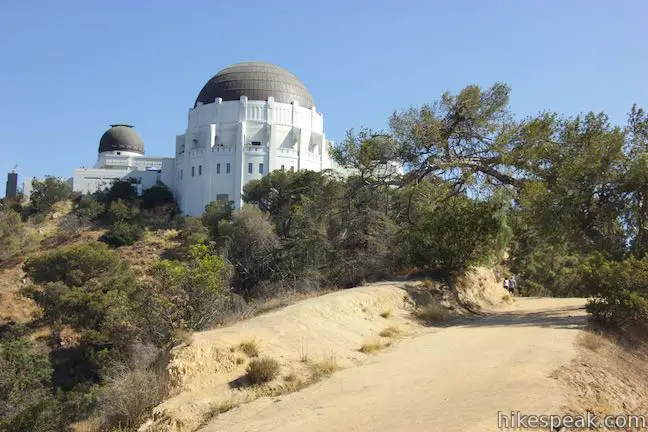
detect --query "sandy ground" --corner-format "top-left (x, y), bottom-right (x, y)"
top-left (201, 297), bottom-right (587, 432)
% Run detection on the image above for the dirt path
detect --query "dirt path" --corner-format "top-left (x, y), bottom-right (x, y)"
top-left (202, 297), bottom-right (587, 432)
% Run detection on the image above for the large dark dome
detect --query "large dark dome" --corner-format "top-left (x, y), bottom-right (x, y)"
top-left (194, 62), bottom-right (314, 108)
top-left (98, 124), bottom-right (144, 154)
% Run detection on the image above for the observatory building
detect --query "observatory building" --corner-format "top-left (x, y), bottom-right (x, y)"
top-left (71, 62), bottom-right (339, 216)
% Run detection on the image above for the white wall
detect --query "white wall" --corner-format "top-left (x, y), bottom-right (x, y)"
top-left (175, 96), bottom-right (334, 216)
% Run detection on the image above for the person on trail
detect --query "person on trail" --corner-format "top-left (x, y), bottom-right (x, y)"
top-left (510, 276), bottom-right (517, 295)
top-left (503, 278), bottom-right (510, 293)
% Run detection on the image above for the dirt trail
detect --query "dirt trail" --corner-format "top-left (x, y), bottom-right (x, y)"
top-left (202, 297), bottom-right (587, 432)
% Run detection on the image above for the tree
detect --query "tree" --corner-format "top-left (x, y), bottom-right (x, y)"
top-left (220, 206), bottom-right (282, 297)
top-left (201, 200), bottom-right (233, 239)
top-left (29, 176), bottom-right (72, 214)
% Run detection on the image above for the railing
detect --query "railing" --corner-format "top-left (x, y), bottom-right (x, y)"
top-left (246, 146), bottom-right (267, 153)
top-left (212, 146), bottom-right (233, 153)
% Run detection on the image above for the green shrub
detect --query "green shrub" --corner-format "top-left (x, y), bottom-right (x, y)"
top-left (29, 176), bottom-right (72, 214)
top-left (101, 222), bottom-right (144, 246)
top-left (150, 244), bottom-right (233, 330)
top-left (579, 254), bottom-right (648, 329)
top-left (0, 338), bottom-right (65, 432)
top-left (73, 195), bottom-right (105, 222)
top-left (180, 216), bottom-right (210, 246)
top-left (141, 183), bottom-right (176, 210)
top-left (105, 199), bottom-right (139, 224)
top-left (245, 357), bottom-right (280, 384)
top-left (0, 209), bottom-right (38, 263)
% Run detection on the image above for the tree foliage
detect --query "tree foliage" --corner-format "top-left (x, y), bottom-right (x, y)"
top-left (29, 176), bottom-right (72, 214)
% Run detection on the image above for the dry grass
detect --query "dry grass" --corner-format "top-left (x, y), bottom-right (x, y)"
top-left (359, 342), bottom-right (382, 354)
top-left (100, 368), bottom-right (170, 430)
top-left (308, 356), bottom-right (339, 381)
top-left (202, 399), bottom-right (239, 423)
top-left (245, 357), bottom-right (280, 385)
top-left (379, 309), bottom-right (392, 318)
top-left (235, 356), bottom-right (245, 365)
top-left (579, 331), bottom-right (606, 352)
top-left (413, 303), bottom-right (446, 323)
top-left (238, 339), bottom-right (260, 357)
top-left (501, 294), bottom-right (513, 304)
top-left (555, 330), bottom-right (648, 421)
top-left (379, 326), bottom-right (401, 338)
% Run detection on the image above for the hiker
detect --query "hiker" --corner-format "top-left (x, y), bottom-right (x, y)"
top-left (503, 277), bottom-right (510, 293)
top-left (509, 276), bottom-right (517, 295)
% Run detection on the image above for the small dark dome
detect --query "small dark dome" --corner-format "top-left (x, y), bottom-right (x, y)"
top-left (195, 62), bottom-right (314, 108)
top-left (98, 124), bottom-right (144, 154)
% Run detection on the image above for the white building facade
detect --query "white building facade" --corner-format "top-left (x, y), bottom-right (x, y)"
top-left (70, 62), bottom-right (341, 216)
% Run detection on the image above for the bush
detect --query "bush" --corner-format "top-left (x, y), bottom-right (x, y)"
top-left (359, 343), bottom-right (382, 354)
top-left (0, 208), bottom-right (38, 263)
top-left (140, 183), bottom-right (176, 210)
top-left (101, 222), bottom-right (144, 246)
top-left (180, 216), bottom-right (210, 246)
top-left (103, 179), bottom-right (138, 204)
top-left (105, 199), bottom-right (139, 224)
top-left (29, 176), bottom-right (72, 214)
top-left (73, 195), bottom-right (105, 222)
top-left (100, 367), bottom-right (169, 430)
top-left (202, 200), bottom-right (233, 239)
top-left (238, 340), bottom-right (259, 357)
top-left (0, 338), bottom-right (65, 432)
top-left (579, 254), bottom-right (648, 329)
top-left (405, 195), bottom-right (503, 277)
top-left (245, 357), bottom-right (280, 384)
top-left (150, 244), bottom-right (233, 330)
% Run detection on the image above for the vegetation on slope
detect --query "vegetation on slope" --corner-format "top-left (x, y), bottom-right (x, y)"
top-left (0, 82), bottom-right (647, 430)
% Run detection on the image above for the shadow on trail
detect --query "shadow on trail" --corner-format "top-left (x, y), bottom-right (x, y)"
top-left (430, 304), bottom-right (587, 331)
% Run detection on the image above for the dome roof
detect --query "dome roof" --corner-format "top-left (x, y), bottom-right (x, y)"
top-left (194, 62), bottom-right (314, 108)
top-left (98, 124), bottom-right (144, 154)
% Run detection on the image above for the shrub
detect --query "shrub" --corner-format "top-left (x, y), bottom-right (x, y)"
top-left (238, 340), bottom-right (259, 357)
top-left (103, 179), bottom-right (138, 204)
top-left (141, 183), bottom-right (176, 210)
top-left (29, 176), bottom-right (72, 214)
top-left (579, 254), bottom-right (648, 329)
top-left (202, 200), bottom-right (233, 239)
top-left (100, 367), bottom-right (169, 430)
top-left (105, 199), bottom-right (139, 224)
top-left (379, 310), bottom-right (392, 318)
top-left (73, 195), bottom-right (105, 222)
top-left (0, 338), bottom-right (65, 432)
top-left (149, 244), bottom-right (233, 330)
top-left (0, 208), bottom-right (38, 263)
top-left (101, 222), bottom-right (144, 246)
top-left (245, 357), bottom-right (280, 384)
top-left (405, 194), bottom-right (503, 277)
top-left (308, 357), bottom-right (338, 381)
top-left (359, 343), bottom-right (381, 354)
top-left (378, 326), bottom-right (401, 338)
top-left (180, 216), bottom-right (210, 246)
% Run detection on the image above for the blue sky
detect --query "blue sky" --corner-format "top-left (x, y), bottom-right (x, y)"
top-left (1, 1), bottom-right (646, 196)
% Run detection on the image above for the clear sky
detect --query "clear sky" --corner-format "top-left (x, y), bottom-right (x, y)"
top-left (1, 1), bottom-right (646, 196)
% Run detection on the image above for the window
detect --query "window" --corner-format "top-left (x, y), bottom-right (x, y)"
top-left (290, 166), bottom-right (295, 172)
top-left (191, 166), bottom-right (195, 177)
top-left (116, 152), bottom-right (121, 155)
top-left (251, 141), bottom-right (261, 146)
top-left (216, 163), bottom-right (221, 174)
top-left (226, 163), bottom-right (231, 174)
top-left (180, 169), bottom-right (183, 180)
top-left (259, 163), bottom-right (264, 174)
top-left (281, 165), bottom-right (285, 171)
top-left (216, 194), bottom-right (229, 201)
top-left (198, 165), bottom-right (202, 176)
top-left (248, 163), bottom-right (253, 174)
